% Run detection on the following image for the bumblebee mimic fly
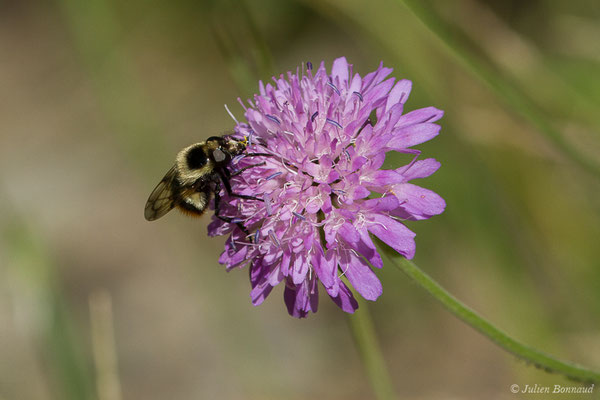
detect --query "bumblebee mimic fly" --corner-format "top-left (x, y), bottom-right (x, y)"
top-left (144, 135), bottom-right (264, 230)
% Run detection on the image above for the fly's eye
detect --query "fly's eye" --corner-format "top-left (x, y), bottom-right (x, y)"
top-left (186, 146), bottom-right (208, 169)
top-left (213, 148), bottom-right (226, 163)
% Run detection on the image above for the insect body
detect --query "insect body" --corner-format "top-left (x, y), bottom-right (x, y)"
top-left (144, 135), bottom-right (253, 223)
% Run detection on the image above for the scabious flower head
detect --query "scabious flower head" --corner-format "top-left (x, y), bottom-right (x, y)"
top-left (208, 57), bottom-right (445, 318)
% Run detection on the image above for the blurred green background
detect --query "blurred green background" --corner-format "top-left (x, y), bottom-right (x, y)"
top-left (1, 0), bottom-right (599, 399)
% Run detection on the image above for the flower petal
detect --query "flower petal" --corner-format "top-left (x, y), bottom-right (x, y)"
top-left (249, 261), bottom-right (282, 306)
top-left (364, 78), bottom-right (395, 105)
top-left (388, 122), bottom-right (441, 149)
top-left (218, 240), bottom-right (248, 269)
top-left (361, 195), bottom-right (399, 212)
top-left (331, 57), bottom-right (349, 86)
top-left (337, 222), bottom-right (360, 244)
top-left (393, 183), bottom-right (446, 220)
top-left (385, 79), bottom-right (412, 113)
top-left (284, 279), bottom-right (318, 318)
top-left (329, 281), bottom-right (359, 313)
top-left (312, 246), bottom-right (336, 291)
top-left (361, 169), bottom-right (404, 187)
top-left (250, 283), bottom-right (274, 306)
top-left (280, 250), bottom-right (291, 276)
top-left (349, 73), bottom-right (362, 95)
top-left (355, 227), bottom-right (384, 269)
top-left (291, 254), bottom-right (309, 285)
top-left (362, 63), bottom-right (393, 92)
top-left (395, 107), bottom-right (443, 127)
top-left (339, 250), bottom-right (382, 301)
top-left (367, 214), bottom-right (416, 259)
top-left (396, 158), bottom-right (441, 181)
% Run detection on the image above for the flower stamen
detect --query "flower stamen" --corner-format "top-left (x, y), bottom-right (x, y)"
top-left (263, 193), bottom-right (273, 216)
top-left (266, 172), bottom-right (282, 180)
top-left (253, 228), bottom-right (261, 244)
top-left (352, 91), bottom-right (363, 101)
top-left (292, 211), bottom-right (306, 221)
top-left (326, 118), bottom-right (343, 129)
top-left (266, 115), bottom-right (281, 125)
top-left (268, 230), bottom-right (280, 247)
top-left (327, 81), bottom-right (340, 96)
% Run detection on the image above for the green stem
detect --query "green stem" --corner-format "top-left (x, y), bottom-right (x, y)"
top-left (347, 299), bottom-right (397, 400)
top-left (386, 255), bottom-right (600, 383)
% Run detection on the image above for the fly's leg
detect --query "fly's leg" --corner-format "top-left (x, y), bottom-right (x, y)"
top-left (217, 169), bottom-right (263, 202)
top-left (213, 189), bottom-right (249, 236)
top-left (243, 153), bottom-right (272, 157)
top-left (230, 152), bottom-right (272, 176)
top-left (231, 162), bottom-right (266, 177)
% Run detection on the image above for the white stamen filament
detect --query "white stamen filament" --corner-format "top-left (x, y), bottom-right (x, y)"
top-left (224, 104), bottom-right (239, 124)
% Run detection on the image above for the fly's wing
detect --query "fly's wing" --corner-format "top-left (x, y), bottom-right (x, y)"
top-left (144, 165), bottom-right (178, 221)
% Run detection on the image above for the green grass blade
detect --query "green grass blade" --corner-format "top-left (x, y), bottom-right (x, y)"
top-left (397, 0), bottom-right (600, 178)
top-left (382, 249), bottom-right (600, 383)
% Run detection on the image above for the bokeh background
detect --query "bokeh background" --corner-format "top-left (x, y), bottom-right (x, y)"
top-left (1, 0), bottom-right (599, 399)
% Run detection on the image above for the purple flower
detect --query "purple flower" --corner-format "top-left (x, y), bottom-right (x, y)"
top-left (208, 57), bottom-right (445, 318)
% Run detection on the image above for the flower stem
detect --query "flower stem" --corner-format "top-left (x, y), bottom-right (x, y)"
top-left (386, 254), bottom-right (600, 383)
top-left (347, 300), bottom-right (397, 400)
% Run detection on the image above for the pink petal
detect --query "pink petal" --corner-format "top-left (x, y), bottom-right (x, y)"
top-left (385, 79), bottom-right (412, 113)
top-left (331, 57), bottom-right (349, 86)
top-left (362, 169), bottom-right (404, 186)
top-left (364, 78), bottom-right (395, 105)
top-left (395, 107), bottom-right (443, 128)
top-left (361, 195), bottom-right (399, 212)
top-left (351, 186), bottom-right (371, 201)
top-left (380, 102), bottom-right (405, 130)
top-left (361, 63), bottom-right (393, 91)
top-left (329, 281), bottom-right (359, 313)
top-left (393, 183), bottom-right (446, 219)
top-left (280, 251), bottom-right (291, 276)
top-left (396, 158), bottom-right (441, 181)
top-left (284, 279), bottom-right (318, 318)
top-left (337, 222), bottom-right (360, 248)
top-left (250, 263), bottom-right (282, 305)
top-left (291, 254), bottom-right (309, 285)
top-left (367, 214), bottom-right (416, 259)
top-left (388, 122), bottom-right (441, 149)
top-left (323, 250), bottom-right (340, 297)
top-left (348, 73), bottom-right (362, 94)
top-left (250, 283), bottom-right (273, 306)
top-left (267, 264), bottom-right (285, 286)
top-left (312, 247), bottom-right (336, 291)
top-left (340, 250), bottom-right (382, 301)
top-left (356, 227), bottom-right (384, 269)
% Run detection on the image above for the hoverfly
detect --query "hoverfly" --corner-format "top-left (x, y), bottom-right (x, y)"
top-left (144, 135), bottom-right (266, 232)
